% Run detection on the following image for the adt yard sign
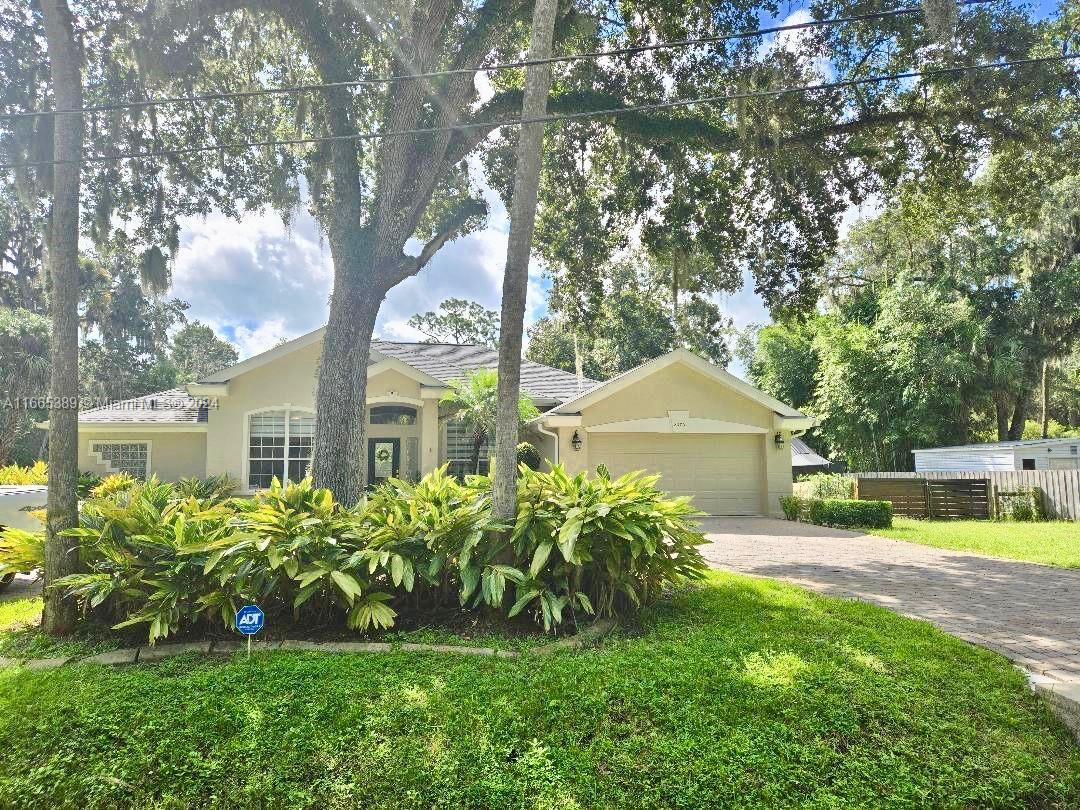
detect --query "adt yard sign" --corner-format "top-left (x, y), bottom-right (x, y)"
top-left (236, 605), bottom-right (264, 658)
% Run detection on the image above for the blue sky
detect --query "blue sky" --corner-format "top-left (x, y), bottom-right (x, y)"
top-left (168, 0), bottom-right (1061, 371)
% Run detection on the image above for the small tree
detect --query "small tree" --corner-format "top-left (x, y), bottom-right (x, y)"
top-left (171, 321), bottom-right (239, 383)
top-left (407, 299), bottom-right (499, 347)
top-left (440, 369), bottom-right (537, 475)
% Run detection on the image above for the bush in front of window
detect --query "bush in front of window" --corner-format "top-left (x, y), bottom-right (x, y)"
top-left (45, 465), bottom-right (709, 645)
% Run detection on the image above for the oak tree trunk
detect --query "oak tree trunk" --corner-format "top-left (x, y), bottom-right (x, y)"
top-left (311, 273), bottom-right (381, 506)
top-left (492, 0), bottom-right (560, 520)
top-left (40, 0), bottom-right (83, 636)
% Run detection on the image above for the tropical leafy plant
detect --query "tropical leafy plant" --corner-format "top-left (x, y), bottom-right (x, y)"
top-left (0, 527), bottom-right (44, 577)
top-left (47, 465), bottom-right (708, 643)
top-left (0, 460), bottom-right (47, 485)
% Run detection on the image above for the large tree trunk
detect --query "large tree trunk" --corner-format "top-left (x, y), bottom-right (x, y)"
top-left (311, 272), bottom-right (381, 506)
top-left (492, 0), bottom-right (560, 520)
top-left (40, 0), bottom-right (83, 636)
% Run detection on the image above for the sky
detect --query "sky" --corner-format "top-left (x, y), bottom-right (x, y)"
top-left (166, 0), bottom-right (1059, 372)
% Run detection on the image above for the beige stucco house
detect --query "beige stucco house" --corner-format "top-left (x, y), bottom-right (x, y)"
top-left (75, 330), bottom-right (813, 516)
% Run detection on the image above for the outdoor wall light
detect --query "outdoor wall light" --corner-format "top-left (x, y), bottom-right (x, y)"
top-left (774, 432), bottom-right (785, 449)
top-left (571, 430), bottom-right (583, 451)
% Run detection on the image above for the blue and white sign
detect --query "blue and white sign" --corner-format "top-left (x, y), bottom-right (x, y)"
top-left (235, 605), bottom-right (264, 636)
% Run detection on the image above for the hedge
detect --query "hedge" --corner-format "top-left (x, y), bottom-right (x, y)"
top-left (807, 498), bottom-right (892, 529)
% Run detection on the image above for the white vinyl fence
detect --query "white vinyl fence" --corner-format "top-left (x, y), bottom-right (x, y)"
top-left (851, 471), bottom-right (1080, 521)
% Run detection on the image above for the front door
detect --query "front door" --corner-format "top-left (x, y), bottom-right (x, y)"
top-left (367, 438), bottom-right (401, 486)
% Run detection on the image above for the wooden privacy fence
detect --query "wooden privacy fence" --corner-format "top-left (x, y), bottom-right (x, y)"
top-left (856, 477), bottom-right (990, 519)
top-left (852, 471), bottom-right (1080, 521)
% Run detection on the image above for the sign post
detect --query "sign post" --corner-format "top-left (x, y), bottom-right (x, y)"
top-left (235, 604), bottom-right (265, 659)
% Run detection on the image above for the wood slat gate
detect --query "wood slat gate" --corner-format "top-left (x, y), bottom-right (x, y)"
top-left (853, 471), bottom-right (1080, 521)
top-left (855, 477), bottom-right (990, 519)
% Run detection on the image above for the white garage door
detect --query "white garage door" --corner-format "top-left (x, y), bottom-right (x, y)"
top-left (589, 433), bottom-right (764, 515)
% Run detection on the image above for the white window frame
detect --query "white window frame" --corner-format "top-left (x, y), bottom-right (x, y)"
top-left (242, 405), bottom-right (316, 492)
top-left (445, 419), bottom-right (490, 477)
top-left (90, 440), bottom-right (152, 479)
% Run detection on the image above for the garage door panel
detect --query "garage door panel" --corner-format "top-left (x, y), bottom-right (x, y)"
top-left (589, 433), bottom-right (763, 515)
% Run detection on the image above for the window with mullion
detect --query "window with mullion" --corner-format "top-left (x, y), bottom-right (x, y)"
top-left (248, 410), bottom-right (315, 489)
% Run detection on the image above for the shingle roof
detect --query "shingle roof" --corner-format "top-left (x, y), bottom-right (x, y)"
top-left (372, 341), bottom-right (595, 403)
top-left (79, 342), bottom-right (596, 425)
top-left (78, 388), bottom-right (208, 424)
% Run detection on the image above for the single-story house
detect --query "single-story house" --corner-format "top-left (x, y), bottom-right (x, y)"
top-left (913, 438), bottom-right (1080, 472)
top-left (73, 330), bottom-right (813, 516)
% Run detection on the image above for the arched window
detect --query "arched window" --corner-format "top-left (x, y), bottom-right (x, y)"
top-left (247, 409), bottom-right (315, 489)
top-left (370, 405), bottom-right (417, 425)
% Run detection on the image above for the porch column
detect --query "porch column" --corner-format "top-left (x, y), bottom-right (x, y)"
top-left (421, 396), bottom-right (440, 474)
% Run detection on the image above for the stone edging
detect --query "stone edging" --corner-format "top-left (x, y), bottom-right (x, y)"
top-left (0, 619), bottom-right (617, 671)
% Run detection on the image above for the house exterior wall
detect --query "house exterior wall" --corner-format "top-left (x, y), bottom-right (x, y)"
top-left (204, 343), bottom-right (439, 490)
top-left (80, 431), bottom-right (207, 481)
top-left (552, 363), bottom-right (792, 516)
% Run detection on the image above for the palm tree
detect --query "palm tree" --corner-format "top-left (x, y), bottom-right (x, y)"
top-left (441, 369), bottom-right (538, 475)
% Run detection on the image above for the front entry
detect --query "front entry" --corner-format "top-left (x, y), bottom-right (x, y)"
top-left (367, 438), bottom-right (401, 486)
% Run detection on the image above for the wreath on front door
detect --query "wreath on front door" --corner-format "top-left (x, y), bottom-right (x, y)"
top-left (375, 447), bottom-right (392, 464)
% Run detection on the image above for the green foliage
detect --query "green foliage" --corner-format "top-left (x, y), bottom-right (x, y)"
top-left (0, 526), bottom-right (44, 577)
top-left (440, 369), bottom-right (539, 475)
top-left (0, 460), bottom-right (46, 485)
top-left (0, 307), bottom-right (49, 464)
top-left (793, 473), bottom-right (854, 501)
top-left (169, 321), bottom-right (239, 383)
top-left (807, 499), bottom-right (893, 529)
top-left (515, 441), bottom-right (542, 470)
top-left (778, 495), bottom-right (801, 521)
top-left (51, 466), bottom-right (707, 643)
top-left (527, 259), bottom-right (731, 379)
top-left (406, 298), bottom-right (499, 347)
top-left (0, 575), bottom-right (1077, 808)
top-left (995, 488), bottom-right (1046, 522)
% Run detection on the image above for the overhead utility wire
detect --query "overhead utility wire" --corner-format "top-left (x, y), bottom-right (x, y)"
top-left (0, 0), bottom-right (993, 121)
top-left (1, 53), bottom-right (1076, 171)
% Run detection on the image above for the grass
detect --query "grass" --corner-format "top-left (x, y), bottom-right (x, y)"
top-left (0, 573), bottom-right (1076, 808)
top-left (868, 517), bottom-right (1080, 567)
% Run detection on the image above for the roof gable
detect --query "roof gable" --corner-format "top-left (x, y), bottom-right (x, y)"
top-left (193, 328), bottom-right (592, 403)
top-left (545, 349), bottom-right (807, 419)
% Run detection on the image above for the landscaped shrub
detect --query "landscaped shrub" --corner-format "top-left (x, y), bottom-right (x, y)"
top-left (516, 441), bottom-right (542, 470)
top-left (793, 472), bottom-right (854, 501)
top-left (995, 488), bottom-right (1046, 522)
top-left (0, 527), bottom-right (44, 578)
top-left (46, 465), bottom-right (708, 643)
top-left (778, 495), bottom-right (802, 521)
top-left (0, 460), bottom-right (47, 485)
top-left (807, 498), bottom-right (892, 529)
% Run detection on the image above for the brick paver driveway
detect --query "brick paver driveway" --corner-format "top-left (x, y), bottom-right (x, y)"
top-left (700, 517), bottom-right (1080, 681)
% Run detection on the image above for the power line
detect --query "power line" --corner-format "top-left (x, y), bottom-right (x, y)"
top-left (2, 53), bottom-right (1076, 171)
top-left (0, 1), bottom-right (993, 122)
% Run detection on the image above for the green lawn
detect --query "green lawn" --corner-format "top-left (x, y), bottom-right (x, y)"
top-left (0, 573), bottom-right (1076, 808)
top-left (868, 517), bottom-right (1080, 567)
